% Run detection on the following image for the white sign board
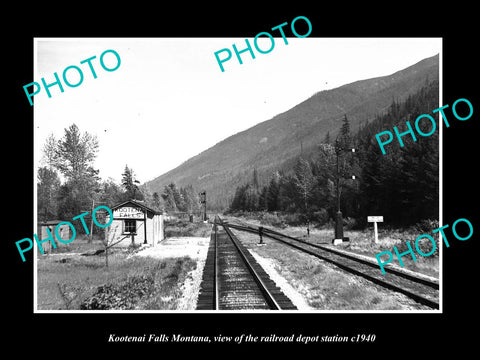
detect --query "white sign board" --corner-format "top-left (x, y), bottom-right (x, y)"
top-left (368, 216), bottom-right (383, 243)
top-left (113, 206), bottom-right (144, 219)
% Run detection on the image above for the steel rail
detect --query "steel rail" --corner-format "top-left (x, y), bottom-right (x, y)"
top-left (216, 217), bottom-right (281, 310)
top-left (213, 221), bottom-right (219, 310)
top-left (226, 222), bottom-right (438, 289)
top-left (224, 220), bottom-right (439, 309)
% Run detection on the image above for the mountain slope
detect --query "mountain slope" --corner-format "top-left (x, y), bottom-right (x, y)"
top-left (146, 54), bottom-right (439, 209)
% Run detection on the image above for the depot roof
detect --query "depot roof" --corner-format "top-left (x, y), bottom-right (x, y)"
top-left (110, 199), bottom-right (162, 216)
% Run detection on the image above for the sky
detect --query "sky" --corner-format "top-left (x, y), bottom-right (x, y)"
top-left (34, 37), bottom-right (441, 184)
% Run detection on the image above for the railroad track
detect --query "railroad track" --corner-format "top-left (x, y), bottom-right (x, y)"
top-left (196, 216), bottom-right (297, 310)
top-left (223, 218), bottom-right (440, 309)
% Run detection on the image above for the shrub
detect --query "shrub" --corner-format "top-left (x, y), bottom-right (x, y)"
top-left (415, 236), bottom-right (439, 257)
top-left (312, 209), bottom-right (329, 226)
top-left (282, 213), bottom-right (305, 226)
top-left (165, 220), bottom-right (211, 237)
top-left (260, 212), bottom-right (285, 228)
top-left (414, 219), bottom-right (439, 233)
top-left (80, 274), bottom-right (155, 310)
top-left (395, 235), bottom-right (439, 259)
top-left (343, 217), bottom-right (357, 230)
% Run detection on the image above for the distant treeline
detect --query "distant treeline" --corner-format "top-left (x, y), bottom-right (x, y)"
top-left (159, 183), bottom-right (201, 213)
top-left (228, 80), bottom-right (439, 228)
top-left (37, 124), bottom-right (201, 235)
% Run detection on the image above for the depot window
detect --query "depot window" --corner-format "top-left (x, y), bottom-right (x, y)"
top-left (123, 220), bottom-right (137, 234)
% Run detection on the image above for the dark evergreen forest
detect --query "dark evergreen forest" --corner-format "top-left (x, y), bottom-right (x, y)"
top-left (228, 80), bottom-right (440, 228)
top-left (38, 81), bottom-right (439, 233)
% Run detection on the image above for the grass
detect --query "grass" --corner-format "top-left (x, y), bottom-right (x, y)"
top-left (340, 228), bottom-right (439, 277)
top-left (232, 229), bottom-right (432, 310)
top-left (225, 214), bottom-right (439, 278)
top-left (37, 219), bottom-right (211, 311)
top-left (164, 219), bottom-right (212, 238)
top-left (37, 245), bottom-right (197, 310)
top-left (36, 234), bottom-right (110, 257)
top-left (223, 213), bottom-right (440, 310)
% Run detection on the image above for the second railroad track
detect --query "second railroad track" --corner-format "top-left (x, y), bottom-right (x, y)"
top-left (223, 218), bottom-right (440, 309)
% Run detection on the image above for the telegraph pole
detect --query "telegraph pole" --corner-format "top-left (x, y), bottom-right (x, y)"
top-left (333, 135), bottom-right (356, 245)
top-left (87, 199), bottom-right (107, 244)
top-left (89, 199), bottom-right (95, 243)
top-left (200, 191), bottom-right (207, 221)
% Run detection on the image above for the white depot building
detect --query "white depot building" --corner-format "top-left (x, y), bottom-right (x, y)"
top-left (106, 200), bottom-right (164, 247)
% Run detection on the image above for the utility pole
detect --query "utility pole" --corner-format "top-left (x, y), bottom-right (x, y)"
top-left (333, 135), bottom-right (356, 245)
top-left (200, 191), bottom-right (207, 222)
top-left (88, 200), bottom-right (107, 244)
top-left (89, 199), bottom-right (95, 243)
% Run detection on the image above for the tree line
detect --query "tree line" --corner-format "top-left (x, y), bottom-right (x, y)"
top-left (159, 182), bottom-right (201, 213)
top-left (37, 124), bottom-right (200, 236)
top-left (228, 80), bottom-right (439, 228)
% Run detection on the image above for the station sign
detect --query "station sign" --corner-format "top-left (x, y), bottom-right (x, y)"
top-left (113, 206), bottom-right (144, 219)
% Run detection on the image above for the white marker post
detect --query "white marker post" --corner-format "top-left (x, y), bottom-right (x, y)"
top-left (367, 216), bottom-right (384, 243)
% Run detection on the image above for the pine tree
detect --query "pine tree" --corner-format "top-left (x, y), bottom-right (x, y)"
top-left (180, 185), bottom-right (200, 213)
top-left (252, 168), bottom-right (259, 191)
top-left (355, 80), bottom-right (439, 226)
top-left (324, 131), bottom-right (331, 144)
top-left (338, 114), bottom-right (351, 149)
top-left (99, 178), bottom-right (124, 208)
top-left (259, 186), bottom-right (268, 211)
top-left (37, 167), bottom-right (61, 222)
top-left (266, 177), bottom-right (279, 211)
top-left (152, 192), bottom-right (161, 210)
top-left (169, 183), bottom-right (184, 211)
top-left (121, 165), bottom-right (140, 200)
top-left (230, 184), bottom-right (250, 212)
top-left (161, 184), bottom-right (178, 212)
top-left (293, 158), bottom-right (315, 219)
top-left (230, 186), bottom-right (243, 212)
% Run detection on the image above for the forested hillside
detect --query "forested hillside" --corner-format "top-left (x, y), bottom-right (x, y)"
top-left (146, 55), bottom-right (439, 211)
top-left (229, 80), bottom-right (439, 227)
top-left (38, 61), bottom-right (439, 232)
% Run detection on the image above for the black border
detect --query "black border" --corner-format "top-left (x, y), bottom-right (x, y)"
top-left (6, 5), bottom-right (478, 353)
